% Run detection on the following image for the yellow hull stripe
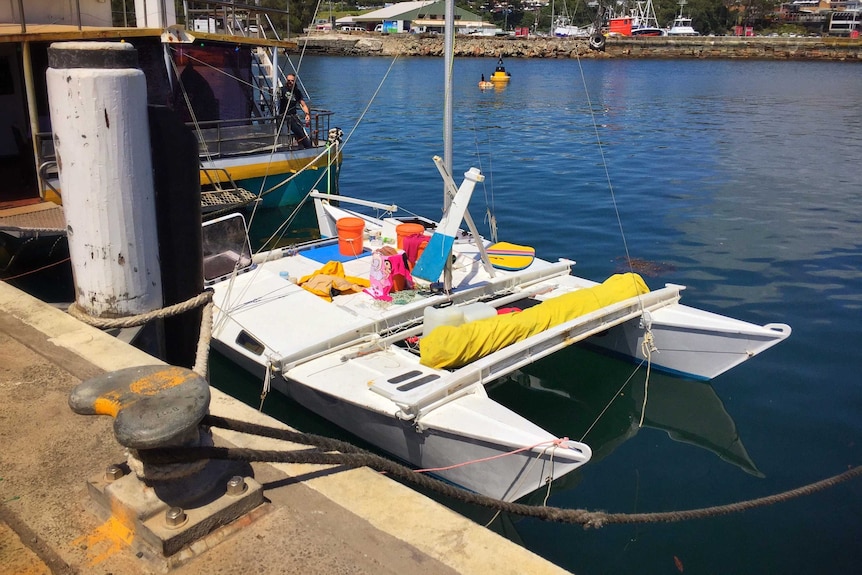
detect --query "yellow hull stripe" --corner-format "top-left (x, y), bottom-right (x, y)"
top-left (201, 153), bottom-right (341, 185)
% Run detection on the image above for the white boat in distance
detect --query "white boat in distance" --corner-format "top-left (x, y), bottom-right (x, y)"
top-left (667, 1), bottom-right (700, 36)
top-left (204, 162), bottom-right (790, 501)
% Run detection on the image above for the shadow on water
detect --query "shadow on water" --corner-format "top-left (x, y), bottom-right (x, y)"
top-left (210, 336), bottom-right (762, 544)
top-left (492, 346), bottom-right (762, 479)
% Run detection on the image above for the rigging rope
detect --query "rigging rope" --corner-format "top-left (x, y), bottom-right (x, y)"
top-left (253, 55), bottom-right (401, 253)
top-left (1, 256), bottom-right (70, 281)
top-left (67, 290), bottom-right (214, 377)
top-left (141, 415), bottom-right (862, 529)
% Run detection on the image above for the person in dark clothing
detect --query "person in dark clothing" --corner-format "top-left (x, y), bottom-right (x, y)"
top-left (279, 74), bottom-right (312, 149)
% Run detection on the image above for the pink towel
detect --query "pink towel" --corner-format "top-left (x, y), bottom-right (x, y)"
top-left (364, 252), bottom-right (415, 301)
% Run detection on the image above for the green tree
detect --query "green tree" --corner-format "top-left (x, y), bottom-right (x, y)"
top-left (731, 0), bottom-right (780, 28)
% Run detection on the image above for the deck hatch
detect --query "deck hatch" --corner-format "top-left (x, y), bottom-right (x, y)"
top-left (387, 370), bottom-right (423, 384)
top-left (396, 374), bottom-right (440, 391)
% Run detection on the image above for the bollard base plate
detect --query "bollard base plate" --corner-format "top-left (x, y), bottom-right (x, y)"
top-left (85, 463), bottom-right (265, 560)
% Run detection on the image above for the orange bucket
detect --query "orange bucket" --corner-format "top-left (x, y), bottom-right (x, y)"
top-left (396, 223), bottom-right (425, 250)
top-left (336, 217), bottom-right (365, 256)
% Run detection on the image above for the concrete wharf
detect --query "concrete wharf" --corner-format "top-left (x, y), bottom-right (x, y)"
top-left (0, 281), bottom-right (571, 575)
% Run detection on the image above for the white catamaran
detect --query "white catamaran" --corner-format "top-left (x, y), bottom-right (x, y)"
top-left (204, 2), bottom-right (789, 502)
top-left (204, 164), bottom-right (789, 502)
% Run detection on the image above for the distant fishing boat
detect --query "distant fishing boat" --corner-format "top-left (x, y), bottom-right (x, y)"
top-left (0, 0), bottom-right (341, 276)
top-left (553, 16), bottom-right (591, 38)
top-left (608, 0), bottom-right (667, 37)
top-left (667, 1), bottom-right (700, 36)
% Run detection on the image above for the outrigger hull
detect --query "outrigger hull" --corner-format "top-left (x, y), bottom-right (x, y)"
top-left (589, 305), bottom-right (790, 381)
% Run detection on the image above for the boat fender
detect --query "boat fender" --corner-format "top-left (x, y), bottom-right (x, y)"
top-left (589, 33), bottom-right (606, 51)
top-left (328, 127), bottom-right (344, 145)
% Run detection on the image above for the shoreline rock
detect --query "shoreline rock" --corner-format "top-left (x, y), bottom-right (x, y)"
top-left (298, 33), bottom-right (862, 61)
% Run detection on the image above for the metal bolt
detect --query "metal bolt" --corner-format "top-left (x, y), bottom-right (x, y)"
top-left (226, 475), bottom-right (247, 496)
top-left (164, 506), bottom-right (187, 528)
top-left (105, 464), bottom-right (124, 481)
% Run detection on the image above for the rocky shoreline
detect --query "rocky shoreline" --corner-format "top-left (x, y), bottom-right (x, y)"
top-left (298, 33), bottom-right (862, 61)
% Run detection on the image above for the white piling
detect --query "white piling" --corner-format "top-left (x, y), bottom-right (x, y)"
top-left (134, 0), bottom-right (177, 28)
top-left (46, 41), bottom-right (163, 318)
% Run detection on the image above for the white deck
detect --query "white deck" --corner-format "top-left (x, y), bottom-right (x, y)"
top-left (212, 235), bottom-right (579, 369)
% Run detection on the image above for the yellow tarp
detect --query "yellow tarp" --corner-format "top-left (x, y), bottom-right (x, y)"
top-left (419, 273), bottom-right (650, 369)
top-left (298, 261), bottom-right (370, 302)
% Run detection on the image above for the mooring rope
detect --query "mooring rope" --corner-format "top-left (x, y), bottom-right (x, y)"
top-left (67, 290), bottom-right (214, 376)
top-left (139, 415), bottom-right (862, 529)
top-left (67, 290), bottom-right (212, 330)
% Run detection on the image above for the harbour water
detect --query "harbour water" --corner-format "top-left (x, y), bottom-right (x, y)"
top-left (226, 56), bottom-right (862, 574)
top-left (12, 56), bottom-right (860, 573)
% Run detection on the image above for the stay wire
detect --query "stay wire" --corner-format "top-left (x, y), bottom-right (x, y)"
top-left (256, 54), bottom-right (401, 253)
top-left (573, 45), bottom-right (657, 416)
top-left (572, 48), bottom-right (644, 300)
top-left (468, 116), bottom-right (498, 244)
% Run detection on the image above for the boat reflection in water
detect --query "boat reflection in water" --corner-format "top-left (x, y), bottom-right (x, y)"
top-left (488, 346), bottom-right (762, 494)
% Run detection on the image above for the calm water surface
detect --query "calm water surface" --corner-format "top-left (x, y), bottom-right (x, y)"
top-left (216, 57), bottom-right (862, 574)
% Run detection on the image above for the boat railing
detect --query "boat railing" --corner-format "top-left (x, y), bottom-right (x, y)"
top-left (38, 161), bottom-right (60, 200)
top-left (190, 110), bottom-right (334, 158)
top-left (32, 107), bottom-right (334, 201)
top-left (34, 132), bottom-right (59, 200)
top-left (249, 52), bottom-right (277, 117)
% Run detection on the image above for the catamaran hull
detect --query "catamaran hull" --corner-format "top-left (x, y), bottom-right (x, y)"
top-left (269, 373), bottom-right (590, 502)
top-left (208, 332), bottom-right (590, 503)
top-left (587, 305), bottom-right (791, 381)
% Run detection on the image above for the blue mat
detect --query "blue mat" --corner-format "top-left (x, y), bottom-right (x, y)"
top-left (303, 242), bottom-right (369, 264)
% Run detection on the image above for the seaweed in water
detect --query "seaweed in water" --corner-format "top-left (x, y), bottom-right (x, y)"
top-left (614, 256), bottom-right (676, 277)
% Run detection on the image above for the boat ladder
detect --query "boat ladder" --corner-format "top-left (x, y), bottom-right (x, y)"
top-left (200, 168), bottom-right (259, 212)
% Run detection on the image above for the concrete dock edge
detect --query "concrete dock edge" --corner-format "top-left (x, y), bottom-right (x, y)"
top-left (0, 281), bottom-right (573, 574)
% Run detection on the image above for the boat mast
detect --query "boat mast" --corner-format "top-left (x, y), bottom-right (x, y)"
top-left (442, 0), bottom-right (455, 289)
top-left (443, 0), bottom-right (454, 211)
